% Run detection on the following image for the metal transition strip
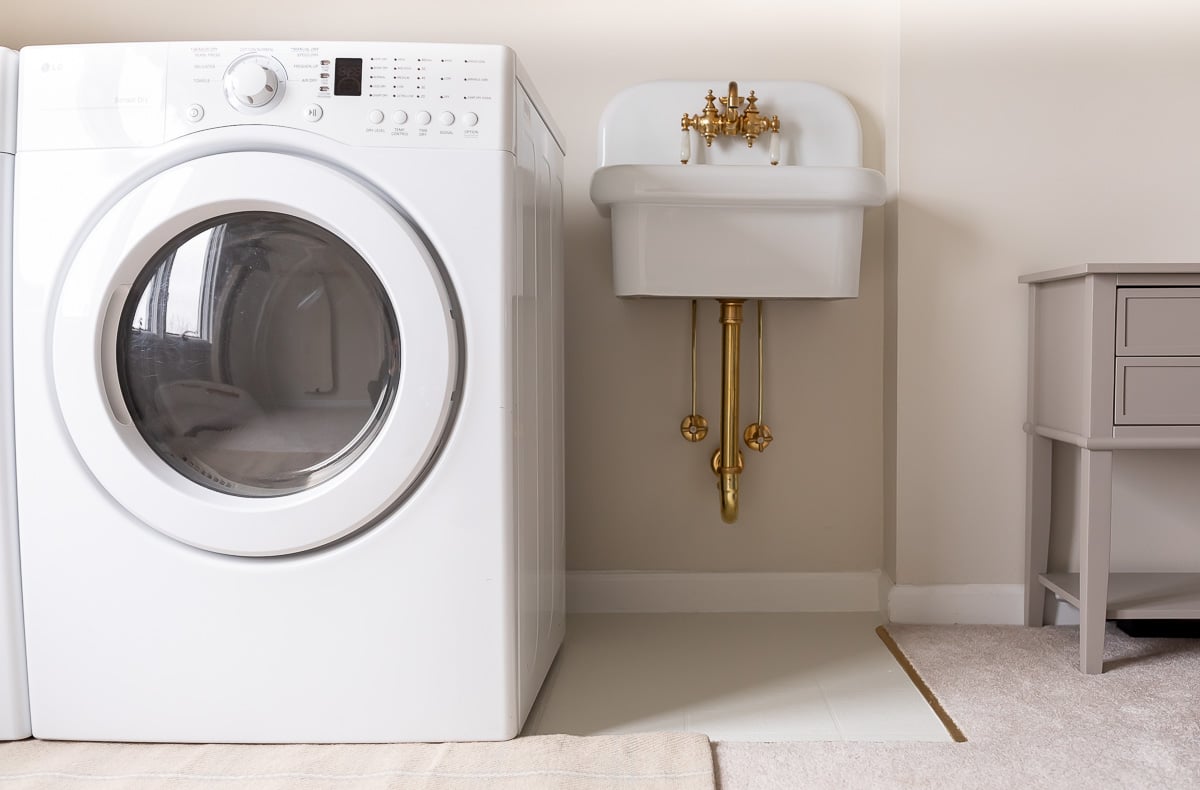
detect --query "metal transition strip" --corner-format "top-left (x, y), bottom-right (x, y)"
top-left (875, 625), bottom-right (968, 743)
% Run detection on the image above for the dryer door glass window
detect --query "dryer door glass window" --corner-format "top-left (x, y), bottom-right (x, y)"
top-left (117, 211), bottom-right (400, 497)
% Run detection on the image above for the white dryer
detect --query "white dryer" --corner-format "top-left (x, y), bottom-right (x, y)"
top-left (0, 45), bottom-right (32, 742)
top-left (14, 42), bottom-right (565, 742)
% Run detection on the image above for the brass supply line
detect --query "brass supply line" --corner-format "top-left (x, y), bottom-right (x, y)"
top-left (712, 300), bottom-right (746, 523)
top-left (680, 299), bottom-right (709, 442)
top-left (743, 300), bottom-right (773, 452)
top-left (681, 81), bottom-right (782, 165)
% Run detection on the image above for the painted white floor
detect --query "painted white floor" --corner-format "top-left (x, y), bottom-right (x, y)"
top-left (522, 612), bottom-right (952, 743)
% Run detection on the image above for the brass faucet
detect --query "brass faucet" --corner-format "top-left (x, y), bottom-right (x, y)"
top-left (681, 81), bottom-right (781, 165)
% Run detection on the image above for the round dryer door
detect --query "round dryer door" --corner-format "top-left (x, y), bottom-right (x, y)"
top-left (53, 152), bottom-right (461, 556)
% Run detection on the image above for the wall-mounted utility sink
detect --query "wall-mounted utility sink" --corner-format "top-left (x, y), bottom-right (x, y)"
top-left (589, 80), bottom-right (886, 524)
top-left (590, 80), bottom-right (885, 299)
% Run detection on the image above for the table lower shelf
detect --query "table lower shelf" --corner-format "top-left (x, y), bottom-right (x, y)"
top-left (1039, 572), bottom-right (1200, 619)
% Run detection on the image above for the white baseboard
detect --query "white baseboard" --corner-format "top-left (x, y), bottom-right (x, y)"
top-left (566, 574), bottom-right (1031, 624)
top-left (888, 583), bottom-right (1025, 625)
top-left (566, 570), bottom-right (887, 613)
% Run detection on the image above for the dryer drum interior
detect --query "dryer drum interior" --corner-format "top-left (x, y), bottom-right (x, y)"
top-left (117, 211), bottom-right (401, 497)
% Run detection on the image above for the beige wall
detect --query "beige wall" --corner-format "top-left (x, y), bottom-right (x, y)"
top-left (895, 0), bottom-right (1200, 585)
top-left (24, 1), bottom-right (1196, 587)
top-left (5, 0), bottom-right (892, 573)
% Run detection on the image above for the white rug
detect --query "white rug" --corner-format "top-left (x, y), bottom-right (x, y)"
top-left (0, 732), bottom-right (715, 790)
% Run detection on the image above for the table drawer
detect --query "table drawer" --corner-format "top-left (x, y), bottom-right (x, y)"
top-left (1115, 357), bottom-right (1200, 424)
top-left (1117, 288), bottom-right (1200, 356)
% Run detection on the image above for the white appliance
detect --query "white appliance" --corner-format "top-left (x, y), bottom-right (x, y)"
top-left (0, 46), bottom-right (31, 742)
top-left (14, 42), bottom-right (565, 743)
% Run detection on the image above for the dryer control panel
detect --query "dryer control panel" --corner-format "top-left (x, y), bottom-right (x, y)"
top-left (165, 42), bottom-right (513, 150)
top-left (17, 42), bottom-right (562, 154)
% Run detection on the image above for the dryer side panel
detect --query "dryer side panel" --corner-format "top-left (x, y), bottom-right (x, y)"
top-left (0, 49), bottom-right (16, 154)
top-left (0, 145), bottom-right (32, 741)
top-left (513, 79), bottom-right (566, 725)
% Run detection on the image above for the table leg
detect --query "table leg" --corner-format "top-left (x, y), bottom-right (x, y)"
top-left (1025, 434), bottom-right (1053, 626)
top-left (1078, 448), bottom-right (1112, 674)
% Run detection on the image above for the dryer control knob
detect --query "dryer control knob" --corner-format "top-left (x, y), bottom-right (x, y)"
top-left (224, 56), bottom-right (285, 111)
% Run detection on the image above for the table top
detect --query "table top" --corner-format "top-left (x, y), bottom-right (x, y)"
top-left (1018, 262), bottom-right (1200, 284)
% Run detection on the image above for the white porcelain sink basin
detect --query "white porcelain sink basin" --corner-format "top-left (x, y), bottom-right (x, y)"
top-left (591, 80), bottom-right (886, 299)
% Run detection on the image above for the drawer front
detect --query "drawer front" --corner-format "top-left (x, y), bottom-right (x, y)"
top-left (1115, 358), bottom-right (1200, 424)
top-left (1116, 287), bottom-right (1200, 356)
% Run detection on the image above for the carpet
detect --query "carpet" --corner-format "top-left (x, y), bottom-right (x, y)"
top-left (0, 732), bottom-right (715, 790)
top-left (714, 623), bottom-right (1200, 789)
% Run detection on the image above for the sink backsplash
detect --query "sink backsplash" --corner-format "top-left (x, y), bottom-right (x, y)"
top-left (596, 80), bottom-right (865, 168)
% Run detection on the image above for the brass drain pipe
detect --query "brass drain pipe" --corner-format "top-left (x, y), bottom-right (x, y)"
top-left (712, 300), bottom-right (745, 523)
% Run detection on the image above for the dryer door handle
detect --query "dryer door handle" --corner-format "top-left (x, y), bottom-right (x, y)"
top-left (100, 286), bottom-right (133, 426)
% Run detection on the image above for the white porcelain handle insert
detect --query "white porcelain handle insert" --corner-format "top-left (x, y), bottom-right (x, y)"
top-left (769, 131), bottom-right (780, 166)
top-left (680, 129), bottom-right (692, 164)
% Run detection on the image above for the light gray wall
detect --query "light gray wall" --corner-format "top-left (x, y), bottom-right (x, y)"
top-left (894, 0), bottom-right (1200, 585)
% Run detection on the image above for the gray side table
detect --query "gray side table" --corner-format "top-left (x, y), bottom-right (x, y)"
top-left (1022, 263), bottom-right (1200, 674)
